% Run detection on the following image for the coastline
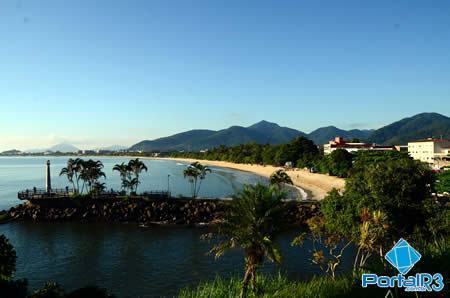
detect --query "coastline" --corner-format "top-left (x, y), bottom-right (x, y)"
top-left (159, 157), bottom-right (345, 200)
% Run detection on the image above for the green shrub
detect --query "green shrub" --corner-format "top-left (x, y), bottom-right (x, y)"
top-left (0, 234), bottom-right (17, 280)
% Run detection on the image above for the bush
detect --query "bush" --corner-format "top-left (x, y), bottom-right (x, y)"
top-left (435, 171), bottom-right (450, 193)
top-left (29, 282), bottom-right (65, 298)
top-left (0, 234), bottom-right (17, 280)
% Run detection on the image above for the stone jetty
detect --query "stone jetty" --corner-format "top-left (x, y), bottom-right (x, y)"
top-left (5, 199), bottom-right (318, 226)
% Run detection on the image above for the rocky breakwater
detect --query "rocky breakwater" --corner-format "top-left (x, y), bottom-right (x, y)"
top-left (5, 199), bottom-right (318, 226)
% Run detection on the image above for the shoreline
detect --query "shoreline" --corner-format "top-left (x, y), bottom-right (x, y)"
top-left (0, 155), bottom-right (345, 203)
top-left (159, 157), bottom-right (345, 200)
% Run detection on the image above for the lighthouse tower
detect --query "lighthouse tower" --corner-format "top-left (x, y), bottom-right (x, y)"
top-left (46, 160), bottom-right (52, 193)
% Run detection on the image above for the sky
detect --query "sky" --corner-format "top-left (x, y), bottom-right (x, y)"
top-left (1, 0), bottom-right (449, 151)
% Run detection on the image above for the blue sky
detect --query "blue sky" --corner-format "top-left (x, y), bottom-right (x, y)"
top-left (1, 0), bottom-right (449, 150)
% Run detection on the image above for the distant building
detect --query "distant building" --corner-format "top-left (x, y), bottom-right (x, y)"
top-left (96, 149), bottom-right (113, 155)
top-left (324, 137), bottom-right (372, 154)
top-left (408, 138), bottom-right (450, 168)
top-left (395, 145), bottom-right (408, 152)
top-left (78, 150), bottom-right (96, 155)
top-left (323, 136), bottom-right (398, 155)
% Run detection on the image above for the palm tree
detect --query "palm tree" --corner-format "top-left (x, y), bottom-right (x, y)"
top-left (122, 177), bottom-right (139, 194)
top-left (60, 158), bottom-right (83, 193)
top-left (269, 169), bottom-right (293, 187)
top-left (113, 162), bottom-right (131, 192)
top-left (92, 181), bottom-right (106, 196)
top-left (183, 162), bottom-right (211, 198)
top-left (79, 159), bottom-right (106, 194)
top-left (128, 158), bottom-right (148, 193)
top-left (60, 158), bottom-right (76, 192)
top-left (209, 184), bottom-right (285, 297)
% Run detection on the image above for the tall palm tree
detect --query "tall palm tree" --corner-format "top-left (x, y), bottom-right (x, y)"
top-left (60, 158), bottom-right (83, 193)
top-left (269, 169), bottom-right (293, 187)
top-left (113, 162), bottom-right (131, 192)
top-left (209, 184), bottom-right (285, 297)
top-left (183, 162), bottom-right (211, 198)
top-left (122, 177), bottom-right (139, 194)
top-left (128, 158), bottom-right (148, 193)
top-left (79, 159), bottom-right (106, 194)
top-left (92, 181), bottom-right (106, 196)
top-left (60, 158), bottom-right (76, 192)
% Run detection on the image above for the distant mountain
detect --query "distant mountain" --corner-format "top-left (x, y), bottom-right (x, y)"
top-left (0, 149), bottom-right (22, 155)
top-left (368, 113), bottom-right (450, 145)
top-left (96, 145), bottom-right (128, 151)
top-left (26, 143), bottom-right (79, 153)
top-left (130, 130), bottom-right (216, 152)
top-left (129, 113), bottom-right (450, 152)
top-left (129, 121), bottom-right (306, 152)
top-left (48, 143), bottom-right (79, 153)
top-left (308, 126), bottom-right (373, 145)
top-left (249, 120), bottom-right (308, 143)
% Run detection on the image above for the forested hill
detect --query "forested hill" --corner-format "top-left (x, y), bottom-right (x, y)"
top-left (129, 113), bottom-right (450, 151)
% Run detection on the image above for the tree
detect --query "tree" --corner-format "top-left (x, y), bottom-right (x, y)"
top-left (208, 184), bottom-right (285, 297)
top-left (59, 158), bottom-right (83, 193)
top-left (78, 160), bottom-right (106, 194)
top-left (29, 282), bottom-right (65, 298)
top-left (0, 234), bottom-right (16, 280)
top-left (326, 149), bottom-right (353, 178)
top-left (59, 159), bottom-right (76, 192)
top-left (435, 171), bottom-right (450, 194)
top-left (269, 170), bottom-right (293, 187)
top-left (346, 157), bottom-right (434, 237)
top-left (293, 215), bottom-right (353, 280)
top-left (92, 182), bottom-right (106, 195)
top-left (128, 158), bottom-right (148, 193)
top-left (312, 156), bottom-right (441, 275)
top-left (113, 162), bottom-right (132, 192)
top-left (183, 162), bottom-right (211, 198)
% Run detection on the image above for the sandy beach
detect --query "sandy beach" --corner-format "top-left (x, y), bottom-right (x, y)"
top-left (161, 158), bottom-right (345, 200)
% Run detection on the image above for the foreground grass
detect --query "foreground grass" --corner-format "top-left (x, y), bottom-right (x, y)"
top-left (179, 274), bottom-right (384, 298)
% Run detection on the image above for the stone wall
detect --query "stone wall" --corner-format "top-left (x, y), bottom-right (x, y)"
top-left (6, 199), bottom-right (318, 226)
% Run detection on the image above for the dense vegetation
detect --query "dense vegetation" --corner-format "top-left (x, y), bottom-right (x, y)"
top-left (169, 137), bottom-right (319, 167)
top-left (170, 137), bottom-right (423, 179)
top-left (436, 171), bottom-right (450, 194)
top-left (184, 152), bottom-right (449, 297)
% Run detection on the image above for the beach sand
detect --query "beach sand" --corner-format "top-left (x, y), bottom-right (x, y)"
top-left (161, 158), bottom-right (345, 200)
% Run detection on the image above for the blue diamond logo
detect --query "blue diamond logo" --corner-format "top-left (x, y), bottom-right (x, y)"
top-left (385, 238), bottom-right (421, 275)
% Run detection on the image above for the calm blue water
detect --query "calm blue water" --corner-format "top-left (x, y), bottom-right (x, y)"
top-left (0, 222), bottom-right (355, 297)
top-left (0, 157), bottom-right (346, 297)
top-left (0, 156), bottom-right (265, 211)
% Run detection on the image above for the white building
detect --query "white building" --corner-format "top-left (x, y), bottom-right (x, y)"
top-left (408, 138), bottom-right (450, 168)
top-left (323, 137), bottom-right (395, 155)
